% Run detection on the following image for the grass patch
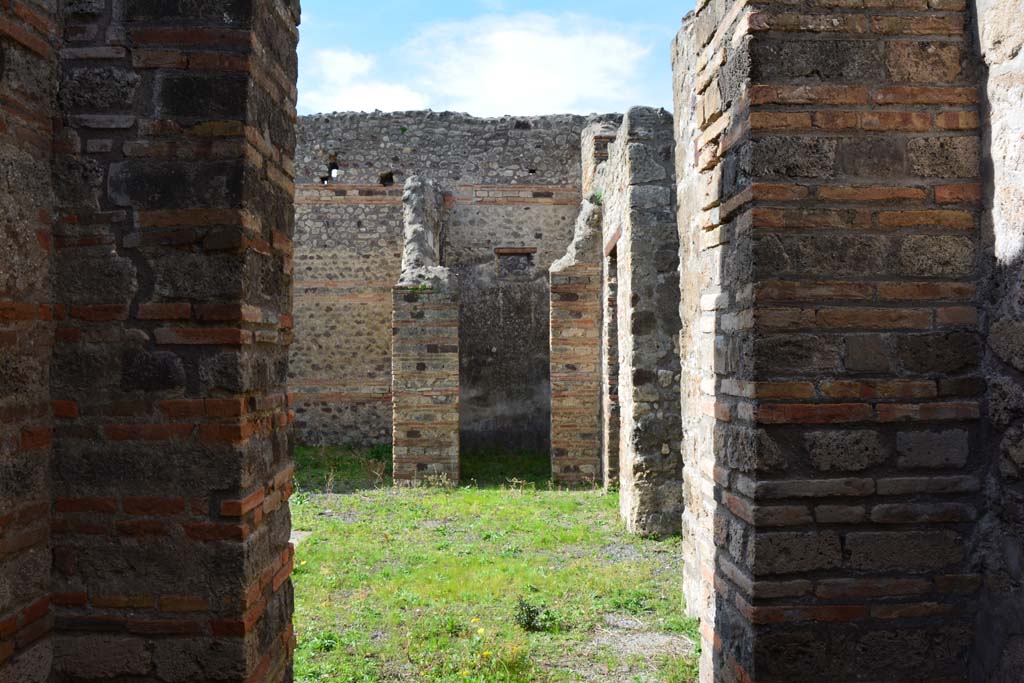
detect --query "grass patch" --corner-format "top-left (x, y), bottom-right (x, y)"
top-left (292, 445), bottom-right (698, 682)
top-left (459, 448), bottom-right (554, 488)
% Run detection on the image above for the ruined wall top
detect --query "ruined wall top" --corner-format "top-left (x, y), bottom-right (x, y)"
top-left (295, 110), bottom-right (620, 186)
top-left (397, 176), bottom-right (451, 290)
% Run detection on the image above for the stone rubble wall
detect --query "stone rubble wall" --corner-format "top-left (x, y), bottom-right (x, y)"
top-left (599, 108), bottom-right (684, 538)
top-left (0, 1), bottom-right (59, 679)
top-left (293, 113), bottom-right (612, 453)
top-left (973, 0), bottom-right (1024, 680)
top-left (290, 188), bottom-right (402, 447)
top-left (44, 1), bottom-right (301, 680)
top-left (676, 0), bottom-right (987, 680)
top-left (392, 176), bottom-right (460, 483)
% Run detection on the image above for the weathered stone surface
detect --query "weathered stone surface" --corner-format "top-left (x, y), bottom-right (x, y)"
top-left (749, 137), bottom-right (837, 178)
top-left (61, 67), bottom-right (139, 111)
top-left (53, 636), bottom-right (150, 678)
top-left (752, 532), bottom-right (842, 575)
top-left (896, 429), bottom-right (968, 469)
top-left (896, 235), bottom-right (975, 277)
top-left (886, 42), bottom-right (962, 83)
top-left (896, 332), bottom-right (980, 373)
top-left (908, 136), bottom-right (980, 178)
top-left (805, 430), bottom-right (890, 472)
top-left (752, 39), bottom-right (884, 82)
top-left (844, 335), bottom-right (892, 373)
top-left (988, 319), bottom-right (1024, 371)
top-left (846, 531), bottom-right (964, 570)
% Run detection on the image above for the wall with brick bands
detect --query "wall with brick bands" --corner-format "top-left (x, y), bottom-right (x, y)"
top-left (293, 114), bottom-right (607, 455)
top-left (0, 0), bottom-right (59, 678)
top-left (676, 0), bottom-right (986, 680)
top-left (47, 0), bottom-right (299, 680)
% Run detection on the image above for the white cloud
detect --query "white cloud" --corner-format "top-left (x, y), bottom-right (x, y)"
top-left (299, 48), bottom-right (429, 114)
top-left (298, 14), bottom-right (655, 116)
top-left (407, 13), bottom-right (650, 116)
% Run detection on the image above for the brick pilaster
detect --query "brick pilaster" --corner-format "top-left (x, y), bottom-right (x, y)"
top-left (0, 1), bottom-right (59, 679)
top-left (392, 288), bottom-right (461, 484)
top-left (676, 1), bottom-right (984, 681)
top-left (550, 201), bottom-right (603, 485)
top-left (49, 0), bottom-right (299, 679)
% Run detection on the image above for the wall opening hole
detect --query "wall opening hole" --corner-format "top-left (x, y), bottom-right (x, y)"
top-left (379, 170), bottom-right (395, 186)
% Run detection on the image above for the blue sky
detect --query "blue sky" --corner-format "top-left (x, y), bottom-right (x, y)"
top-left (297, 1), bottom-right (695, 117)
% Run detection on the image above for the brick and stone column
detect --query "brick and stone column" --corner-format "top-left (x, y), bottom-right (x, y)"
top-left (48, 0), bottom-right (299, 680)
top-left (0, 2), bottom-right (59, 680)
top-left (550, 200), bottom-right (603, 485)
top-left (675, 1), bottom-right (984, 681)
top-left (600, 108), bottom-right (683, 537)
top-left (392, 177), bottom-right (460, 484)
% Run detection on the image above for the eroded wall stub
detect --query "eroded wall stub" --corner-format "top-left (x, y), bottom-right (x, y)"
top-left (973, 0), bottom-right (1024, 680)
top-left (0, 2), bottom-right (59, 680)
top-left (676, 0), bottom-right (986, 681)
top-left (550, 200), bottom-right (604, 484)
top-left (47, 1), bottom-right (300, 680)
top-left (599, 108), bottom-right (683, 538)
top-left (392, 177), bottom-right (460, 484)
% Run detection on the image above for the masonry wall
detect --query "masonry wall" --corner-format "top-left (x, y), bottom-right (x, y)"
top-left (46, 1), bottom-right (299, 680)
top-left (0, 2), bottom-right (59, 679)
top-left (549, 200), bottom-right (603, 484)
top-left (291, 186), bottom-right (401, 446)
top-left (599, 108), bottom-right (683, 537)
top-left (294, 113), bottom-right (606, 454)
top-left (675, 1), bottom-right (987, 681)
top-left (973, 0), bottom-right (1024, 679)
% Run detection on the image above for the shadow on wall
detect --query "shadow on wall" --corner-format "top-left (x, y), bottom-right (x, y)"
top-left (457, 253), bottom-right (553, 455)
top-left (972, 0), bottom-right (1024, 678)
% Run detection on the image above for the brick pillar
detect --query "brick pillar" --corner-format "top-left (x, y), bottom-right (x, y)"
top-left (0, 2), bottom-right (59, 680)
top-left (49, 0), bottom-right (299, 680)
top-left (550, 200), bottom-right (603, 485)
top-left (392, 177), bottom-right (460, 484)
top-left (392, 289), bottom-right (461, 484)
top-left (601, 108), bottom-right (683, 537)
top-left (676, 1), bottom-right (984, 681)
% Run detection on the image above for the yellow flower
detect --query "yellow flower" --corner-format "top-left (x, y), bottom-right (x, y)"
top-left (471, 618), bottom-right (480, 623)
top-left (300, 560), bottom-right (307, 566)
top-left (482, 651), bottom-right (491, 658)
top-left (476, 627), bottom-right (485, 635)
top-left (461, 671), bottom-right (470, 677)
